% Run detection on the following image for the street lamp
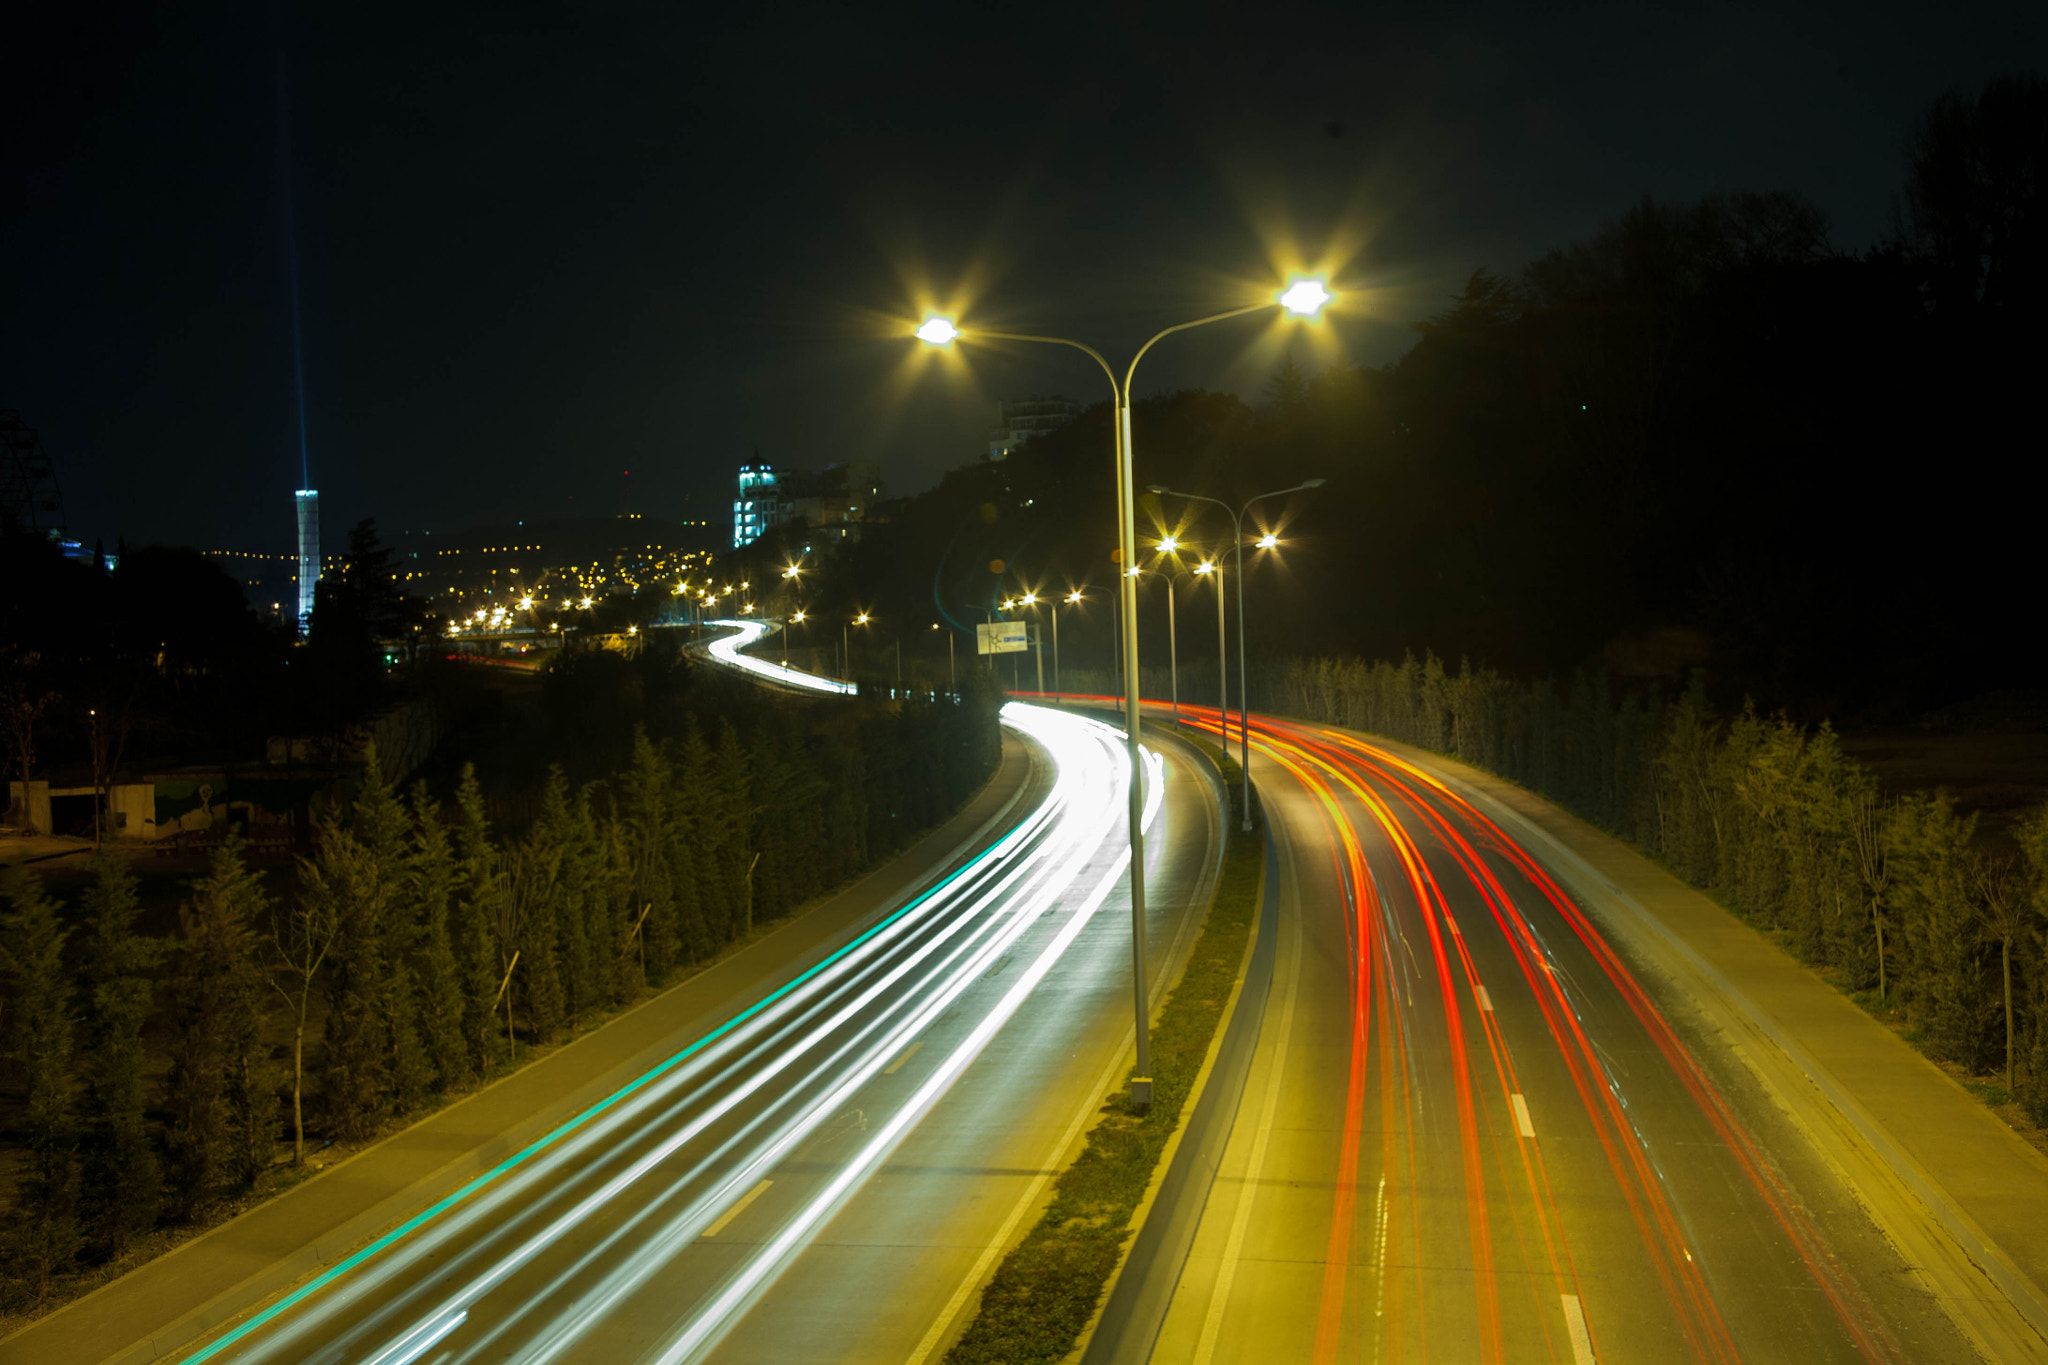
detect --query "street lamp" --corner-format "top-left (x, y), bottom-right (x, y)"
top-left (932, 621), bottom-right (954, 690)
top-left (1150, 479), bottom-right (1327, 831)
top-left (914, 275), bottom-right (1333, 1110)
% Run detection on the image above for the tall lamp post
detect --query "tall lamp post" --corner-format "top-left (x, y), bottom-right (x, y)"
top-left (1055, 589), bottom-right (1082, 704)
top-left (915, 275), bottom-right (1333, 1110)
top-left (1150, 545), bottom-right (1184, 723)
top-left (1149, 479), bottom-right (1326, 831)
top-left (1192, 559), bottom-right (1227, 735)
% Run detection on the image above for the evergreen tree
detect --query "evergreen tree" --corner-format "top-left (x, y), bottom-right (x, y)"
top-left (2017, 803), bottom-right (2048, 1124)
top-left (75, 852), bottom-right (162, 1257)
top-left (713, 722), bottom-right (757, 942)
top-left (453, 766), bottom-right (507, 1070)
top-left (408, 784), bottom-right (469, 1089)
top-left (0, 869), bottom-right (83, 1299)
top-left (358, 746), bottom-right (430, 1114)
top-left (163, 837), bottom-right (277, 1218)
top-left (311, 814), bottom-right (392, 1139)
top-left (519, 772), bottom-right (571, 1043)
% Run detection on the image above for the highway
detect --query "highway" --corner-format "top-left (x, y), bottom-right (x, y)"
top-left (171, 628), bottom-right (1222, 1365)
top-left (1151, 708), bottom-right (1980, 1365)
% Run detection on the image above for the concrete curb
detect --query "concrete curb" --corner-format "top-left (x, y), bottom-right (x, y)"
top-left (0, 740), bottom-right (1040, 1365)
top-left (1076, 812), bottom-right (1278, 1365)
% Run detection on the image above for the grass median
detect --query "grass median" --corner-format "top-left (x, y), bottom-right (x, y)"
top-left (944, 732), bottom-right (1264, 1365)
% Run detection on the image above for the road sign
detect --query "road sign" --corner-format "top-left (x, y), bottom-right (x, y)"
top-left (976, 621), bottom-right (1030, 655)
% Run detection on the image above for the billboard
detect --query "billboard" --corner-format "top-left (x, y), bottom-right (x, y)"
top-left (976, 621), bottom-right (1031, 655)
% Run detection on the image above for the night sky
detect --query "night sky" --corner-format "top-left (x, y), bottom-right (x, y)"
top-left (5, 1), bottom-right (2039, 554)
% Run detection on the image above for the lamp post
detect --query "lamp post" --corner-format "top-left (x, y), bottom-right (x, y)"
top-left (1151, 543), bottom-right (1183, 723)
top-left (1149, 479), bottom-right (1326, 831)
top-left (1056, 589), bottom-right (1082, 704)
top-left (933, 622), bottom-right (954, 691)
top-left (1192, 559), bottom-right (1227, 740)
top-left (914, 275), bottom-right (1333, 1110)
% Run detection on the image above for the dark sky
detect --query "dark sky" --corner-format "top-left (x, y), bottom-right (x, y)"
top-left (5, 1), bottom-right (2040, 553)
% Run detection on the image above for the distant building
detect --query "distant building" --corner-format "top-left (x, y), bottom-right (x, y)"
top-left (733, 461), bottom-right (886, 548)
top-left (989, 394), bottom-right (1079, 460)
top-left (295, 489), bottom-right (320, 634)
top-left (733, 463), bottom-right (788, 548)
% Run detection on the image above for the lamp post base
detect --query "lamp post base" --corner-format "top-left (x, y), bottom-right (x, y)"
top-left (1129, 1076), bottom-right (1153, 1110)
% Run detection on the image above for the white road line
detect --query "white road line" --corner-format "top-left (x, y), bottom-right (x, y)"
top-left (1511, 1093), bottom-right (1535, 1139)
top-left (1191, 850), bottom-right (1304, 1365)
top-left (701, 1181), bottom-right (772, 1238)
top-left (1475, 984), bottom-right (1493, 1012)
top-left (1561, 1292), bottom-right (1597, 1364)
top-left (883, 1040), bottom-right (923, 1075)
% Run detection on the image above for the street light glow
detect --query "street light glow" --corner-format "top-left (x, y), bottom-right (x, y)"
top-left (1157, 537), bottom-right (1178, 553)
top-left (791, 611), bottom-right (807, 623)
top-left (915, 315), bottom-right (959, 345)
top-left (1020, 593), bottom-right (1037, 606)
top-left (855, 613), bottom-right (870, 625)
top-left (1257, 533), bottom-right (1279, 548)
top-left (1066, 590), bottom-right (1083, 603)
top-left (1194, 560), bottom-right (1215, 575)
top-left (519, 597), bottom-right (533, 610)
top-left (1279, 276), bottom-right (1334, 316)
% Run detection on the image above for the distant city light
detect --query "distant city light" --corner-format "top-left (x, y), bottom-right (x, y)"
top-left (916, 315), bottom-right (959, 345)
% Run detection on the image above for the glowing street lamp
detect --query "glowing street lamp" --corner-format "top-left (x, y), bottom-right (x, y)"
top-left (1150, 478), bottom-right (1327, 830)
top-left (909, 276), bottom-right (1337, 1111)
top-left (1278, 276), bottom-right (1335, 316)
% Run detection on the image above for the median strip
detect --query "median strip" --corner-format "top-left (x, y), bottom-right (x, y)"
top-left (939, 738), bottom-right (1266, 1365)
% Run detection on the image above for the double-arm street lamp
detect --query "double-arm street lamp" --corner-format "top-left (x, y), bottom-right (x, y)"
top-left (915, 276), bottom-right (1333, 1109)
top-left (1150, 480), bottom-right (1326, 831)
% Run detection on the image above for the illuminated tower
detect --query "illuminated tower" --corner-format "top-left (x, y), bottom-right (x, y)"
top-left (295, 488), bottom-right (320, 634)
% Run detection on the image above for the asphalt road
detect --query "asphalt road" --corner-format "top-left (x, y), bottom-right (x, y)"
top-left (175, 687), bottom-right (1223, 1364)
top-left (1154, 710), bottom-right (1981, 1365)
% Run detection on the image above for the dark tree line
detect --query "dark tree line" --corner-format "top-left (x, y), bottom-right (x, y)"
top-left (1258, 653), bottom-right (2048, 1121)
top-left (804, 73), bottom-right (2045, 726)
top-left (0, 673), bottom-right (999, 1310)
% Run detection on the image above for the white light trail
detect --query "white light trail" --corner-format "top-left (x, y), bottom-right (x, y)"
top-left (192, 633), bottom-right (1165, 1365)
top-left (704, 618), bottom-right (853, 694)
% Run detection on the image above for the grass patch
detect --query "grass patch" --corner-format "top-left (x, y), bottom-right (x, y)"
top-left (943, 781), bottom-right (1266, 1365)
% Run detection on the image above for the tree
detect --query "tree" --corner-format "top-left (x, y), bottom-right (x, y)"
top-left (1968, 850), bottom-right (2032, 1094)
top-left (274, 848), bottom-right (341, 1164)
top-left (0, 868), bottom-right (82, 1299)
top-left (407, 784), bottom-right (469, 1090)
top-left (75, 852), bottom-right (162, 1257)
top-left (0, 645), bottom-right (58, 830)
top-left (2017, 804), bottom-right (2048, 1124)
top-left (453, 766), bottom-right (507, 1070)
top-left (163, 838), bottom-right (278, 1217)
top-left (1905, 73), bottom-right (2048, 319)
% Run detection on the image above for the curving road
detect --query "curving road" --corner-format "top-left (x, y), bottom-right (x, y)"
top-left (1152, 707), bottom-right (1979, 1365)
top-left (170, 630), bottom-right (1221, 1365)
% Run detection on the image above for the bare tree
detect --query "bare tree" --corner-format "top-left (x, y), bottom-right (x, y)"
top-left (276, 842), bottom-right (345, 1163)
top-left (1851, 789), bottom-right (1893, 1001)
top-left (1970, 850), bottom-right (2033, 1093)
